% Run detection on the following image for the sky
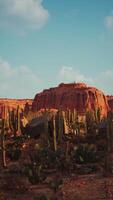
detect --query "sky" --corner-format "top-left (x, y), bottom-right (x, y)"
top-left (0, 0), bottom-right (113, 98)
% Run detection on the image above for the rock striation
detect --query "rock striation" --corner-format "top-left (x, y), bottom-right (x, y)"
top-left (32, 83), bottom-right (108, 117)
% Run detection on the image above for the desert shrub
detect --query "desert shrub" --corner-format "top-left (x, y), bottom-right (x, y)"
top-left (26, 143), bottom-right (71, 184)
top-left (33, 194), bottom-right (50, 200)
top-left (26, 163), bottom-right (46, 184)
top-left (72, 143), bottom-right (98, 164)
top-left (43, 147), bottom-right (72, 173)
top-left (26, 148), bottom-right (46, 184)
top-left (49, 177), bottom-right (63, 193)
top-left (45, 148), bottom-right (64, 169)
top-left (41, 147), bottom-right (57, 169)
top-left (43, 147), bottom-right (71, 172)
top-left (33, 194), bottom-right (58, 200)
top-left (54, 148), bottom-right (72, 173)
top-left (6, 143), bottom-right (21, 161)
top-left (6, 136), bottom-right (26, 161)
top-left (33, 146), bottom-right (64, 170)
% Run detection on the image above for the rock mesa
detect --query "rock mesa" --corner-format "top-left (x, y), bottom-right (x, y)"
top-left (32, 83), bottom-right (108, 117)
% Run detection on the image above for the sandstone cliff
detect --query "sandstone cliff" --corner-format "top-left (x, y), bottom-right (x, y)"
top-left (32, 83), bottom-right (108, 117)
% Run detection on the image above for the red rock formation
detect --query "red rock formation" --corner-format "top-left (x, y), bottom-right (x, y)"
top-left (107, 96), bottom-right (113, 111)
top-left (0, 98), bottom-right (33, 118)
top-left (32, 83), bottom-right (108, 117)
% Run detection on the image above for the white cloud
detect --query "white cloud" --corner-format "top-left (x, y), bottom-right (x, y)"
top-left (103, 69), bottom-right (113, 77)
top-left (0, 0), bottom-right (49, 33)
top-left (59, 66), bottom-right (93, 84)
top-left (105, 13), bottom-right (113, 29)
top-left (0, 58), bottom-right (42, 98)
top-left (1, 60), bottom-right (113, 98)
top-left (58, 66), bottom-right (113, 94)
top-left (95, 69), bottom-right (113, 94)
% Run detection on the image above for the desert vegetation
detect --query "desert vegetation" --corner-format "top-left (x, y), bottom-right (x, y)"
top-left (0, 104), bottom-right (113, 200)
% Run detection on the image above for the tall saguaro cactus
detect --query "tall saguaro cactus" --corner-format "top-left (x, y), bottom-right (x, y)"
top-left (105, 111), bottom-right (113, 174)
top-left (86, 110), bottom-right (96, 135)
top-left (57, 110), bottom-right (64, 144)
top-left (1, 106), bottom-right (7, 167)
top-left (53, 115), bottom-right (57, 152)
top-left (8, 105), bottom-right (21, 137)
top-left (72, 109), bottom-right (78, 134)
top-left (17, 105), bottom-right (21, 134)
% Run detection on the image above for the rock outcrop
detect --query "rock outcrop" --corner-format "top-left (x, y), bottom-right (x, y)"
top-left (32, 83), bottom-right (108, 117)
top-left (107, 96), bottom-right (113, 111)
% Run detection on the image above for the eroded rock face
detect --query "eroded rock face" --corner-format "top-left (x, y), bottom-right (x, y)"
top-left (107, 96), bottom-right (113, 111)
top-left (32, 83), bottom-right (108, 117)
top-left (0, 99), bottom-right (33, 118)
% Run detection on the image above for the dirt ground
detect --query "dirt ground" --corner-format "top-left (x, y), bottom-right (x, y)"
top-left (61, 174), bottom-right (113, 200)
top-left (0, 139), bottom-right (113, 200)
top-left (0, 162), bottom-right (113, 200)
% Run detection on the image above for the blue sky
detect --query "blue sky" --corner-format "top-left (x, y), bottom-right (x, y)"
top-left (0, 0), bottom-right (113, 98)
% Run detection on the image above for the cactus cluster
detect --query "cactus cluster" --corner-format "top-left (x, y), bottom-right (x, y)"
top-left (105, 111), bottom-right (113, 173)
top-left (0, 105), bottom-right (23, 167)
top-left (8, 105), bottom-right (22, 137)
top-left (0, 106), bottom-right (7, 167)
top-left (46, 109), bottom-right (79, 152)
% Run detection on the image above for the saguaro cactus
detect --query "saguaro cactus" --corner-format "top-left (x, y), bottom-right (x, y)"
top-left (53, 115), bottom-right (57, 152)
top-left (8, 105), bottom-right (21, 137)
top-left (43, 111), bottom-right (50, 146)
top-left (72, 109), bottom-right (78, 134)
top-left (86, 110), bottom-right (96, 135)
top-left (17, 105), bottom-right (21, 134)
top-left (1, 106), bottom-right (7, 167)
top-left (105, 111), bottom-right (113, 174)
top-left (57, 110), bottom-right (64, 144)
